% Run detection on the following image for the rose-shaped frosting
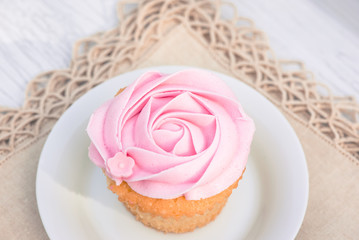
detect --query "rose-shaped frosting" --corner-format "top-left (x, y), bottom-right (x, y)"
top-left (87, 69), bottom-right (255, 200)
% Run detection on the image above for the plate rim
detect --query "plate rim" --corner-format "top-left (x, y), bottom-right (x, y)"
top-left (36, 65), bottom-right (309, 240)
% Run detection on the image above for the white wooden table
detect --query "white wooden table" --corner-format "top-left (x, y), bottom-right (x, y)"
top-left (1, 0), bottom-right (358, 107)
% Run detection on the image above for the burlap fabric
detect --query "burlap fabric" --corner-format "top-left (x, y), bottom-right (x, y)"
top-left (0, 0), bottom-right (358, 239)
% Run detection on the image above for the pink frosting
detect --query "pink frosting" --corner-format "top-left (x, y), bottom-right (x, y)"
top-left (87, 69), bottom-right (255, 200)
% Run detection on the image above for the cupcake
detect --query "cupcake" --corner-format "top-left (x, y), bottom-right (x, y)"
top-left (87, 69), bottom-right (255, 233)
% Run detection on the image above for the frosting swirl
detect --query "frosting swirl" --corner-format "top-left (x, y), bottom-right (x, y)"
top-left (87, 69), bottom-right (255, 200)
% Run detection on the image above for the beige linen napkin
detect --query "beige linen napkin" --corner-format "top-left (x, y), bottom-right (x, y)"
top-left (1, 1), bottom-right (358, 239)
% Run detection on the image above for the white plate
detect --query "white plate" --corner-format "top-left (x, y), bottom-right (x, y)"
top-left (36, 66), bottom-right (308, 240)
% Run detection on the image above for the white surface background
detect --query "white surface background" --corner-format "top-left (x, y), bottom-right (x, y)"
top-left (0, 0), bottom-right (358, 108)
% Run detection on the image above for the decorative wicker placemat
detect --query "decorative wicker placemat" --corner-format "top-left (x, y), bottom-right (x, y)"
top-left (1, 0), bottom-right (358, 162)
top-left (0, 0), bottom-right (358, 239)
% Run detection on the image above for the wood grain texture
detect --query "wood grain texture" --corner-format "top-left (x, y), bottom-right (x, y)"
top-left (0, 0), bottom-right (358, 107)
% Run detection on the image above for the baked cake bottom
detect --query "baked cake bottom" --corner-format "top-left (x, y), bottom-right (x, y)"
top-left (106, 171), bottom-right (243, 233)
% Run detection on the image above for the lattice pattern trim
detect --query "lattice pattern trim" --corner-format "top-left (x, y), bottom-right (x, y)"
top-left (0, 0), bottom-right (358, 162)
